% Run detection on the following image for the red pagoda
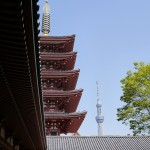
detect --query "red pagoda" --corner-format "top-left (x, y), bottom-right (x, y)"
top-left (39, 1), bottom-right (86, 136)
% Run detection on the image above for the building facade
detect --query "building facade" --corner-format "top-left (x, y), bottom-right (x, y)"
top-left (39, 35), bottom-right (86, 136)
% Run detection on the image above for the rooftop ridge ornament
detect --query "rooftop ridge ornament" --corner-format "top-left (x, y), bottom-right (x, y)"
top-left (42, 0), bottom-right (50, 35)
top-left (95, 81), bottom-right (104, 136)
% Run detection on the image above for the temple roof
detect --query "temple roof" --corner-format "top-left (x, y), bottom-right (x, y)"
top-left (41, 70), bottom-right (79, 90)
top-left (45, 112), bottom-right (87, 134)
top-left (39, 35), bottom-right (75, 53)
top-left (43, 89), bottom-right (83, 96)
top-left (43, 89), bottom-right (83, 113)
top-left (0, 1), bottom-right (46, 149)
top-left (45, 111), bottom-right (87, 117)
top-left (46, 136), bottom-right (150, 150)
top-left (40, 52), bottom-right (77, 70)
top-left (42, 69), bottom-right (79, 75)
top-left (40, 52), bottom-right (77, 60)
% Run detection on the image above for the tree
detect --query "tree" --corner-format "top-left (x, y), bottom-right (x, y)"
top-left (117, 62), bottom-right (150, 135)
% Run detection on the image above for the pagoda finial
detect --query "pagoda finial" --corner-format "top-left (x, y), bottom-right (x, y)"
top-left (42, 0), bottom-right (50, 36)
top-left (95, 81), bottom-right (104, 136)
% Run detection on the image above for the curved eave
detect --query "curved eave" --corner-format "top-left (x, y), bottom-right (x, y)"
top-left (40, 52), bottom-right (77, 58)
top-left (44, 111), bottom-right (87, 118)
top-left (40, 52), bottom-right (77, 70)
top-left (41, 70), bottom-right (80, 90)
top-left (39, 35), bottom-right (75, 41)
top-left (0, 1), bottom-right (46, 150)
top-left (43, 89), bottom-right (83, 113)
top-left (39, 35), bottom-right (75, 53)
top-left (41, 69), bottom-right (80, 76)
top-left (45, 111), bottom-right (87, 134)
top-left (43, 89), bottom-right (83, 96)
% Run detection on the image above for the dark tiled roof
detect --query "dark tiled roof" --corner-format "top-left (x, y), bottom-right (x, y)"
top-left (47, 136), bottom-right (150, 150)
top-left (0, 0), bottom-right (46, 149)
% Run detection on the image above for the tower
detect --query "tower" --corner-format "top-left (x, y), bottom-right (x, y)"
top-left (40, 1), bottom-right (86, 136)
top-left (95, 81), bottom-right (104, 136)
top-left (42, 0), bottom-right (50, 35)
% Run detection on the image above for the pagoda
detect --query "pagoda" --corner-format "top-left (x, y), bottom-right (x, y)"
top-left (39, 1), bottom-right (86, 136)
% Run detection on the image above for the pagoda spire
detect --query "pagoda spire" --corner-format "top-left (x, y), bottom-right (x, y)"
top-left (42, 0), bottom-right (50, 35)
top-left (95, 81), bottom-right (104, 136)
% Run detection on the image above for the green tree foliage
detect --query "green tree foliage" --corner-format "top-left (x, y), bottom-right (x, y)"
top-left (117, 62), bottom-right (150, 135)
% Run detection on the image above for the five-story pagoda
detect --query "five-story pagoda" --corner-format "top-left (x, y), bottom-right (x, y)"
top-left (39, 1), bottom-right (86, 136)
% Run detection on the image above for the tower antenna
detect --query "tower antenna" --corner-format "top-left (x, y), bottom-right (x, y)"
top-left (95, 81), bottom-right (104, 136)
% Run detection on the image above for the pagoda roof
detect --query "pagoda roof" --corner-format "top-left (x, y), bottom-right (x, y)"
top-left (46, 136), bottom-right (150, 150)
top-left (41, 70), bottom-right (79, 90)
top-left (43, 89), bottom-right (83, 113)
top-left (43, 89), bottom-right (83, 96)
top-left (45, 111), bottom-right (87, 134)
top-left (0, 1), bottom-right (46, 150)
top-left (40, 52), bottom-right (77, 70)
top-left (39, 35), bottom-right (75, 53)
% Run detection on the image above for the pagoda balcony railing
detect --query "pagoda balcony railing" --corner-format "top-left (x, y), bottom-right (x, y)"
top-left (43, 89), bottom-right (83, 93)
top-left (44, 111), bottom-right (87, 116)
top-left (39, 34), bottom-right (75, 39)
top-left (40, 59), bottom-right (76, 71)
top-left (44, 108), bottom-right (64, 112)
top-left (41, 69), bottom-right (80, 73)
top-left (40, 51), bottom-right (77, 54)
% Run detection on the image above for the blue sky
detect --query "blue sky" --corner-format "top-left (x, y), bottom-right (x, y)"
top-left (38, 0), bottom-right (150, 136)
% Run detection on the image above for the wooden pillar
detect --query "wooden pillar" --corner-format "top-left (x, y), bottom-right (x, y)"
top-left (0, 127), bottom-right (5, 139)
top-left (14, 145), bottom-right (19, 150)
